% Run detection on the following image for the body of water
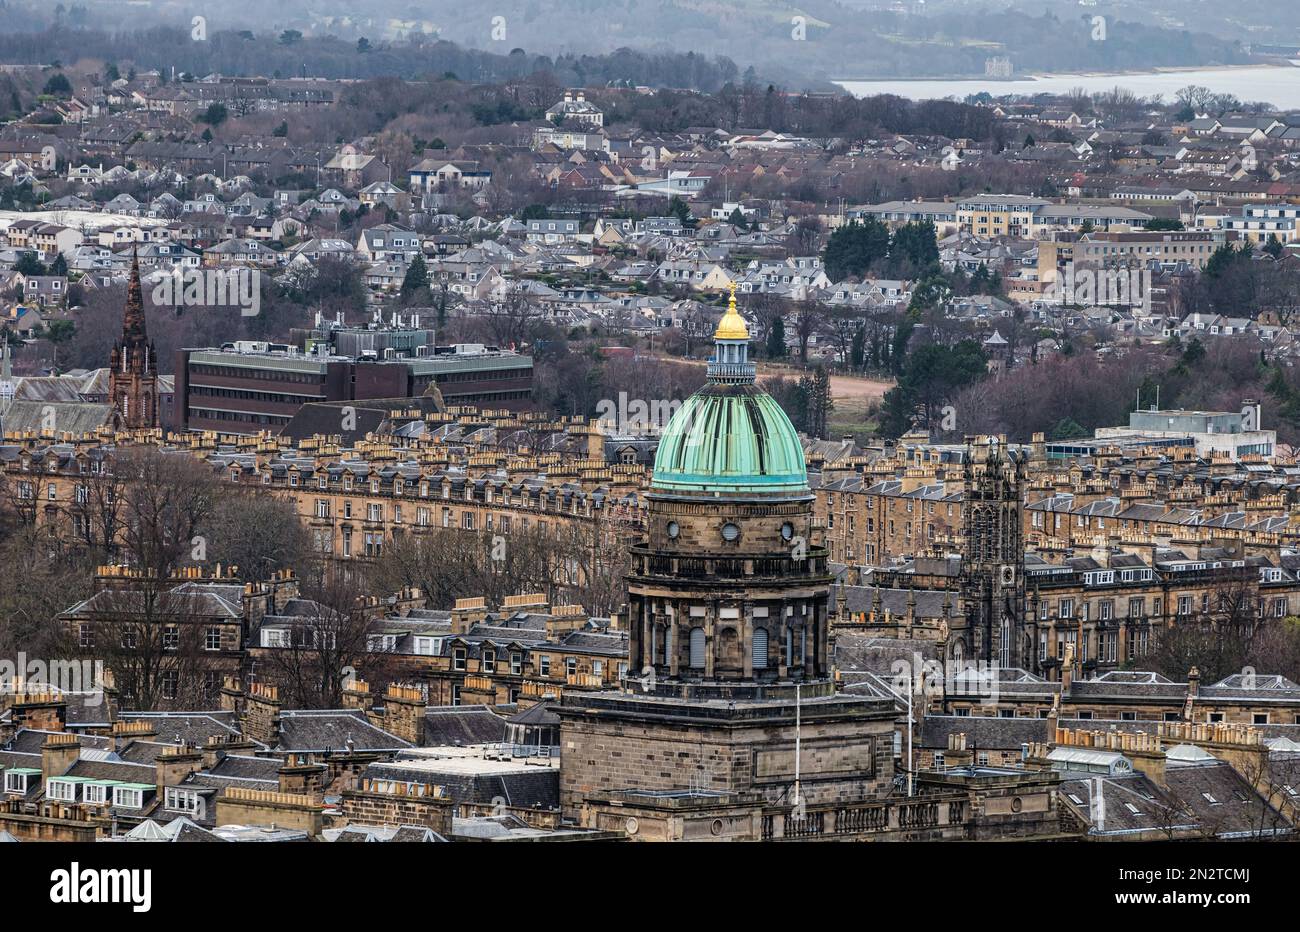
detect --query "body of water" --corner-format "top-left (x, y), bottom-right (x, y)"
top-left (837, 65), bottom-right (1300, 109)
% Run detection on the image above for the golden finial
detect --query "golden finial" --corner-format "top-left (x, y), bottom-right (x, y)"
top-left (714, 281), bottom-right (749, 340)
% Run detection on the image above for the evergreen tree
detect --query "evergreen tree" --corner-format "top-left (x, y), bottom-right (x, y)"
top-left (42, 73), bottom-right (72, 96)
top-left (879, 339), bottom-right (988, 439)
top-left (766, 314), bottom-right (786, 358)
top-left (667, 195), bottom-right (694, 228)
top-left (803, 366), bottom-right (833, 439)
top-left (888, 220), bottom-right (939, 272)
top-left (822, 218), bottom-right (890, 280)
top-left (401, 253), bottom-right (430, 301)
top-left (200, 103), bottom-right (227, 126)
top-left (850, 323), bottom-right (865, 370)
top-left (14, 251), bottom-right (44, 276)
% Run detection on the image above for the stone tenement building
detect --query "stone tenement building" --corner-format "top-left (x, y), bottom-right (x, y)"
top-left (815, 436), bottom-right (1300, 569)
top-left (1, 407), bottom-right (649, 566)
top-left (255, 592), bottom-right (632, 710)
top-left (10, 384), bottom-right (1300, 573)
top-left (840, 539), bottom-right (1300, 680)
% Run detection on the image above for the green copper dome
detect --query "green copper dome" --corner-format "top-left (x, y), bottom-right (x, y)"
top-left (652, 383), bottom-right (808, 496)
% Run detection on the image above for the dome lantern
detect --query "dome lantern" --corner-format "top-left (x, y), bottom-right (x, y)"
top-left (651, 282), bottom-right (806, 498)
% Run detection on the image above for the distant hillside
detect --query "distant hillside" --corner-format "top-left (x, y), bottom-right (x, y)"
top-left (0, 0), bottom-right (1254, 86)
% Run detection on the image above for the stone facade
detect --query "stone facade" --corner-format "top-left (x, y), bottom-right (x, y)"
top-left (559, 690), bottom-right (896, 816)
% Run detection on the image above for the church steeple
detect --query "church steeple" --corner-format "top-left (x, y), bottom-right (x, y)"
top-left (121, 248), bottom-right (149, 347)
top-left (108, 247), bottom-right (159, 429)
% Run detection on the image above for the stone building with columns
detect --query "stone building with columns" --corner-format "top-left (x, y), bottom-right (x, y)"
top-left (557, 288), bottom-right (901, 836)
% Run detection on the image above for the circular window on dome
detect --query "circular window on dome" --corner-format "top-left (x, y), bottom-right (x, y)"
top-left (667, 521), bottom-right (680, 539)
top-left (780, 522), bottom-right (795, 541)
top-left (721, 522), bottom-right (740, 542)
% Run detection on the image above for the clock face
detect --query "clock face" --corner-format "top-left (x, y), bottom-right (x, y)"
top-left (780, 521), bottom-right (794, 541)
top-left (667, 521), bottom-right (680, 539)
top-left (721, 522), bottom-right (740, 542)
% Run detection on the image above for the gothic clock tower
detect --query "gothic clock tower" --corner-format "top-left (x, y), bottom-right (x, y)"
top-left (957, 436), bottom-right (1027, 669)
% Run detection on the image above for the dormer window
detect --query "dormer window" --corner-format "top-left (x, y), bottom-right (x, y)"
top-left (46, 778), bottom-right (77, 802)
top-left (4, 771), bottom-right (34, 795)
top-left (83, 783), bottom-right (112, 805)
top-left (113, 786), bottom-right (146, 809)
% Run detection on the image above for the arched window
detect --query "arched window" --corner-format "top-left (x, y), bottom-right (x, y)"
top-left (752, 626), bottom-right (769, 669)
top-left (689, 627), bottom-right (705, 669)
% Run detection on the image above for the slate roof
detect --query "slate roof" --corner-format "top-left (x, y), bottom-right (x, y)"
top-left (206, 755), bottom-right (283, 781)
top-left (422, 705), bottom-right (509, 746)
top-left (0, 401), bottom-right (113, 434)
top-left (119, 712), bottom-right (254, 746)
top-left (921, 714), bottom-right (1052, 749)
top-left (62, 583), bottom-right (243, 620)
top-left (4, 729), bottom-right (111, 754)
top-left (507, 702), bottom-right (559, 727)
top-left (275, 710), bottom-right (412, 752)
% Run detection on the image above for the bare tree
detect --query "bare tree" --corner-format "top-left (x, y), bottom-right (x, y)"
top-left (745, 291), bottom-right (787, 351)
top-left (205, 490), bottom-right (310, 584)
top-left (1150, 567), bottom-right (1262, 683)
top-left (115, 447), bottom-right (218, 579)
top-left (255, 570), bottom-right (391, 709)
top-left (792, 298), bottom-right (825, 364)
top-left (65, 455), bottom-right (126, 556)
top-left (476, 282), bottom-right (543, 348)
top-left (75, 584), bottom-right (226, 711)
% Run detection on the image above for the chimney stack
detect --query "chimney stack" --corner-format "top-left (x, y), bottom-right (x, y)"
top-left (41, 733), bottom-right (81, 785)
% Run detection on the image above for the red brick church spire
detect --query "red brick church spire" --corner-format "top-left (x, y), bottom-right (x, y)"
top-left (121, 247), bottom-right (148, 345)
top-left (108, 247), bottom-right (159, 429)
